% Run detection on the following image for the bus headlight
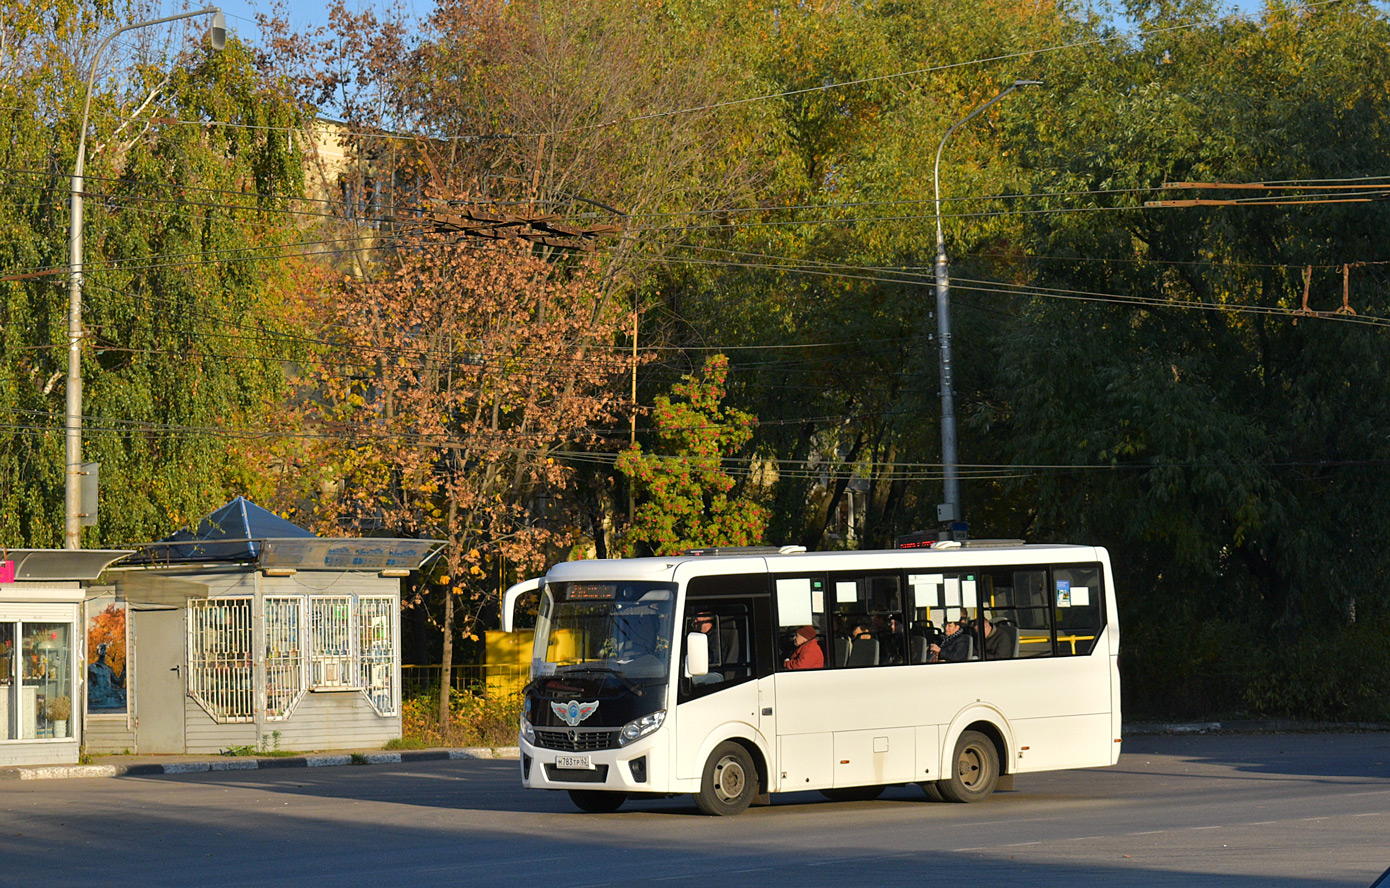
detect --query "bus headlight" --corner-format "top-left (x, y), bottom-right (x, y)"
top-left (617, 710), bottom-right (665, 746)
top-left (520, 717), bottom-right (535, 744)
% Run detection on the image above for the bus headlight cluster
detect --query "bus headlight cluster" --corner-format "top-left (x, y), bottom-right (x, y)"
top-left (617, 711), bottom-right (666, 746)
top-left (520, 717), bottom-right (535, 744)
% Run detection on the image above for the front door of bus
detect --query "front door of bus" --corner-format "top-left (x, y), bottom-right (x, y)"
top-left (673, 575), bottom-right (774, 781)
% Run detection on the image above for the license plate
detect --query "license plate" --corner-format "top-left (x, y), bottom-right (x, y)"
top-left (555, 755), bottom-right (593, 770)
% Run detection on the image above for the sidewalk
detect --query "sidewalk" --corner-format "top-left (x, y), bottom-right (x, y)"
top-left (1123, 718), bottom-right (1390, 735)
top-left (0, 746), bottom-right (521, 782)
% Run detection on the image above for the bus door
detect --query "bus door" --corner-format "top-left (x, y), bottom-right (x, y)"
top-left (672, 573), bottom-right (774, 781)
top-left (770, 573), bottom-right (835, 791)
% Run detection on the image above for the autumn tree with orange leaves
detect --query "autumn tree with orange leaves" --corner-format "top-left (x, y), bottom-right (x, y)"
top-left (305, 235), bottom-right (632, 722)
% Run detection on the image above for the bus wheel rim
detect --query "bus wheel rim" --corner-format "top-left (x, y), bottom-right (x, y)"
top-left (958, 747), bottom-right (983, 788)
top-left (713, 755), bottom-right (746, 802)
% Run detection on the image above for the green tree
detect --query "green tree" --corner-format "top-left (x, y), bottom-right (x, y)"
top-left (0, 2), bottom-right (308, 546)
top-left (631, 0), bottom-right (1074, 550)
top-left (996, 0), bottom-right (1390, 717)
top-left (617, 355), bottom-right (768, 555)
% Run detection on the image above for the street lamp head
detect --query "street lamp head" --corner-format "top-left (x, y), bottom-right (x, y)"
top-left (1012, 79), bottom-right (1044, 88)
top-left (209, 9), bottom-right (226, 51)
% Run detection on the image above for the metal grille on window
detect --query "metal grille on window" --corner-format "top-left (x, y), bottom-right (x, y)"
top-left (311, 596), bottom-right (355, 689)
top-left (357, 596), bottom-right (397, 716)
top-left (264, 597), bottom-right (306, 720)
top-left (187, 598), bottom-right (254, 723)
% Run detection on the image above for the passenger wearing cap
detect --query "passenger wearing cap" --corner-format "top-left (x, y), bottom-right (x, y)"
top-left (784, 625), bottom-right (823, 670)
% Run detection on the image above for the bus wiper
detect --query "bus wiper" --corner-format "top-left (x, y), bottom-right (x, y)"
top-left (560, 665), bottom-right (643, 696)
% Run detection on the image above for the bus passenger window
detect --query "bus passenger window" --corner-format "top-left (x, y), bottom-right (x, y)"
top-left (830, 574), bottom-right (904, 667)
top-left (978, 569), bottom-right (1051, 659)
top-left (774, 576), bottom-right (826, 671)
top-left (910, 572), bottom-right (979, 662)
top-left (1053, 565), bottom-right (1104, 656)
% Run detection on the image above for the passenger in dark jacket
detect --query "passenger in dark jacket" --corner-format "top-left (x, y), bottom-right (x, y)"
top-left (980, 618), bottom-right (1011, 660)
top-left (931, 619), bottom-right (972, 662)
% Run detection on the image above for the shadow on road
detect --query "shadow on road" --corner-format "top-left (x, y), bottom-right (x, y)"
top-left (1122, 731), bottom-right (1390, 781)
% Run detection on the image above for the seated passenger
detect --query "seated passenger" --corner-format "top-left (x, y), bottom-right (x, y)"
top-left (783, 625), bottom-right (823, 670)
top-left (930, 619), bottom-right (971, 663)
top-left (980, 618), bottom-right (1011, 660)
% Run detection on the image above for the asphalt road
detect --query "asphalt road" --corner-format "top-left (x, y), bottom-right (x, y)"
top-left (1, 732), bottom-right (1387, 888)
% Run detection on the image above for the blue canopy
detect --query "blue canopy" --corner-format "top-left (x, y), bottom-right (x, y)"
top-left (125, 497), bottom-right (317, 565)
top-left (194, 496), bottom-right (317, 544)
top-left (119, 497), bottom-right (444, 571)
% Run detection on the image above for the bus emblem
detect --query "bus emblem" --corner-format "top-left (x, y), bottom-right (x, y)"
top-left (552, 700), bottom-right (599, 727)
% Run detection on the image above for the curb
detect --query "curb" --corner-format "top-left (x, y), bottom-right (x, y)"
top-left (1124, 720), bottom-right (1390, 736)
top-left (0, 747), bottom-right (520, 782)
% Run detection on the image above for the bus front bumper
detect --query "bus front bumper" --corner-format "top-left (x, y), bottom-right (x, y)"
top-left (519, 731), bottom-right (667, 792)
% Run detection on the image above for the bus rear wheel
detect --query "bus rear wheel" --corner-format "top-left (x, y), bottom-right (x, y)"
top-left (938, 730), bottom-right (999, 803)
top-left (820, 785), bottom-right (884, 802)
top-left (695, 741), bottom-right (758, 816)
top-left (568, 790), bottom-right (626, 813)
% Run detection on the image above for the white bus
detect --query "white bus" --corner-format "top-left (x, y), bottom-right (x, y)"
top-left (502, 541), bottom-right (1121, 815)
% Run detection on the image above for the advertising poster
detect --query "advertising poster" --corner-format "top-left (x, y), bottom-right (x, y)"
top-left (86, 600), bottom-right (127, 713)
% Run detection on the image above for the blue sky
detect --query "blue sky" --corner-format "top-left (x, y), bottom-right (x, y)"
top-left (215, 0), bottom-right (426, 42)
top-left (213, 0), bottom-right (1276, 45)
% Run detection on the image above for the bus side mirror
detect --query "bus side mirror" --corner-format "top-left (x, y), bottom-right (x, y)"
top-left (685, 632), bottom-right (710, 677)
top-left (501, 577), bottom-right (541, 632)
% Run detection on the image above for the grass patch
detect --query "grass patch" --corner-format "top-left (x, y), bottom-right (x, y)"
top-left (384, 736), bottom-right (426, 750)
top-left (221, 730), bottom-right (299, 757)
top-left (220, 745), bottom-right (304, 758)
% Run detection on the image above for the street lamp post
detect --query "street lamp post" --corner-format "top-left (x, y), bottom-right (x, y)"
top-left (931, 79), bottom-right (1041, 534)
top-left (65, 7), bottom-right (225, 549)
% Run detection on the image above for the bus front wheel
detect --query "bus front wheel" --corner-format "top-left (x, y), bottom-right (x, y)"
top-left (568, 790), bottom-right (627, 813)
top-left (695, 741), bottom-right (758, 816)
top-left (938, 730), bottom-right (999, 803)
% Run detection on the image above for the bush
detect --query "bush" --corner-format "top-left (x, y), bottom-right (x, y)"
top-left (402, 684), bottom-right (523, 748)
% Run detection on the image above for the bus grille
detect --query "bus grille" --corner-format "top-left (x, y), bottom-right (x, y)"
top-left (533, 728), bottom-right (619, 751)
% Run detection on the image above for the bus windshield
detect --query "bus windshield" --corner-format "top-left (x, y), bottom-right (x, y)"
top-left (532, 580), bottom-right (677, 684)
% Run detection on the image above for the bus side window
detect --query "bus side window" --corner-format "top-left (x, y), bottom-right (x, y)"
top-left (982, 569), bottom-right (1052, 659)
top-left (1053, 565), bottom-right (1104, 656)
top-left (831, 573), bottom-right (905, 667)
top-left (907, 572), bottom-right (944, 663)
top-left (909, 572), bottom-right (983, 662)
top-left (773, 575), bottom-right (826, 671)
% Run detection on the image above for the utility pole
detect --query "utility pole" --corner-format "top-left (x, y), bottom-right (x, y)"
top-left (66, 7), bottom-right (225, 549)
top-left (932, 79), bottom-right (1041, 537)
